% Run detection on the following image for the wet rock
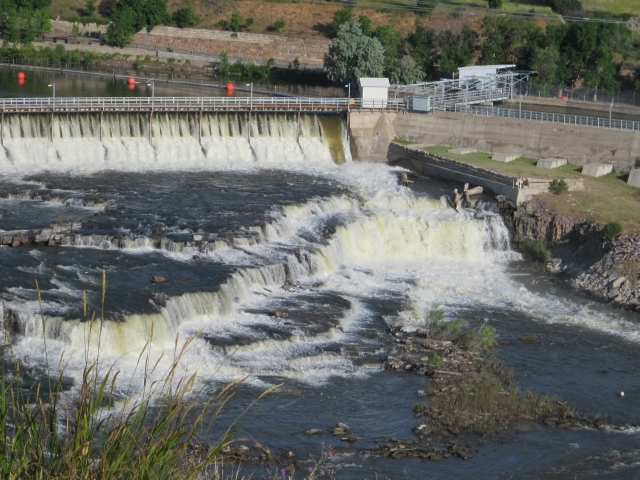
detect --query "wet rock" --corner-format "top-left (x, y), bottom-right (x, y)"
top-left (11, 236), bottom-right (20, 247)
top-left (150, 276), bottom-right (166, 283)
top-left (417, 390), bottom-right (427, 397)
top-left (268, 310), bottom-right (288, 318)
top-left (519, 337), bottom-right (535, 344)
top-left (304, 428), bottom-right (322, 435)
top-left (282, 284), bottom-right (294, 291)
top-left (331, 423), bottom-right (349, 435)
top-left (340, 435), bottom-right (361, 443)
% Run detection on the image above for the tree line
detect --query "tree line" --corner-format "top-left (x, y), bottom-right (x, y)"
top-left (324, 7), bottom-right (639, 91)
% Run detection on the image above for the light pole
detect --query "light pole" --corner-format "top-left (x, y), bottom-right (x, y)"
top-left (519, 94), bottom-right (522, 119)
top-left (345, 83), bottom-right (351, 112)
top-left (609, 99), bottom-right (613, 127)
top-left (147, 80), bottom-right (155, 112)
top-left (47, 82), bottom-right (55, 111)
top-left (246, 82), bottom-right (253, 110)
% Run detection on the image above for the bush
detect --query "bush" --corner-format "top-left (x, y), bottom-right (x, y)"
top-left (332, 6), bottom-right (353, 33)
top-left (429, 354), bottom-right (444, 368)
top-left (173, 7), bottom-right (200, 28)
top-left (519, 239), bottom-right (551, 263)
top-left (268, 18), bottom-right (286, 32)
top-left (548, 179), bottom-right (569, 195)
top-left (219, 10), bottom-right (253, 32)
top-left (487, 0), bottom-right (503, 8)
top-left (604, 221), bottom-right (623, 241)
top-left (84, 0), bottom-right (96, 16)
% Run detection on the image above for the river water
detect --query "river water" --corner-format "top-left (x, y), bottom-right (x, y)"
top-left (1, 93), bottom-right (640, 479)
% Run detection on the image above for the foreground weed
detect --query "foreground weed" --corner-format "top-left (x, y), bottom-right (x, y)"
top-left (0, 271), bottom-right (275, 479)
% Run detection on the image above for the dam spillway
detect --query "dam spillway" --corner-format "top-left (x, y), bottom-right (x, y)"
top-left (0, 111), bottom-right (350, 171)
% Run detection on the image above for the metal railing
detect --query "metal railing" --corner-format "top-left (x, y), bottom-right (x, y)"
top-left (0, 96), bottom-right (404, 112)
top-left (452, 104), bottom-right (640, 131)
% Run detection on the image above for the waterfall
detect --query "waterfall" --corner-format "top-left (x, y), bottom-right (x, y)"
top-left (2, 191), bottom-right (513, 358)
top-left (0, 112), bottom-right (349, 173)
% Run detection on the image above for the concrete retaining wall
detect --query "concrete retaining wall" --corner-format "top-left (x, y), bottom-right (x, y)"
top-left (348, 111), bottom-right (397, 163)
top-left (388, 143), bottom-right (523, 202)
top-left (393, 111), bottom-right (640, 173)
top-left (388, 143), bottom-right (583, 203)
top-left (132, 26), bottom-right (329, 69)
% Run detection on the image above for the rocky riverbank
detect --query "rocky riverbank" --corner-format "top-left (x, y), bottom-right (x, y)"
top-left (497, 195), bottom-right (640, 312)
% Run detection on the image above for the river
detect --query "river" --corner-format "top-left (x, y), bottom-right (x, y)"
top-left (1, 83), bottom-right (640, 479)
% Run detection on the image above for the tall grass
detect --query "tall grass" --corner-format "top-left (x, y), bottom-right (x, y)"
top-left (0, 271), bottom-right (275, 479)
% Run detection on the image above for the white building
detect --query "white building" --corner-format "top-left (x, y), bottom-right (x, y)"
top-left (457, 64), bottom-right (516, 81)
top-left (358, 78), bottom-right (390, 108)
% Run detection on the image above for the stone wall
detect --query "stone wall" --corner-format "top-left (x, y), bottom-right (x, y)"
top-left (132, 26), bottom-right (329, 69)
top-left (393, 111), bottom-right (640, 173)
top-left (50, 19), bottom-right (107, 35)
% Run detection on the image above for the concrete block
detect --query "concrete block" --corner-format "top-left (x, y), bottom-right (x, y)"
top-left (628, 169), bottom-right (640, 187)
top-left (537, 158), bottom-right (567, 169)
top-left (492, 153), bottom-right (520, 163)
top-left (449, 148), bottom-right (477, 154)
top-left (582, 163), bottom-right (613, 177)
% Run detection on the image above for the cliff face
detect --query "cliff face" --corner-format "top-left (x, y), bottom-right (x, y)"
top-left (498, 197), bottom-right (640, 312)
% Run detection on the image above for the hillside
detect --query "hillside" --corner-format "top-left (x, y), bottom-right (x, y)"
top-left (49, 0), bottom-right (640, 36)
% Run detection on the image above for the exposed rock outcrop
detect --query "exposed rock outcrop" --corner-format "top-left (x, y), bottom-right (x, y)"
top-left (497, 196), bottom-right (640, 311)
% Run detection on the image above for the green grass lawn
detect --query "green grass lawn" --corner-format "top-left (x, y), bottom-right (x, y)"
top-left (423, 145), bottom-right (640, 232)
top-left (582, 0), bottom-right (640, 15)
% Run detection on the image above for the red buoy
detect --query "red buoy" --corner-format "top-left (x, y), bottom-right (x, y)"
top-left (127, 77), bottom-right (136, 84)
top-left (17, 72), bottom-right (25, 80)
top-left (226, 82), bottom-right (234, 91)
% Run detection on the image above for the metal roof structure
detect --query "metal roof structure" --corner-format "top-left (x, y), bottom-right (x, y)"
top-left (358, 78), bottom-right (391, 88)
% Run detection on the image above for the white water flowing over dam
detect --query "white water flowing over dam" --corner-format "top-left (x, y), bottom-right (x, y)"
top-left (0, 112), bottom-right (350, 173)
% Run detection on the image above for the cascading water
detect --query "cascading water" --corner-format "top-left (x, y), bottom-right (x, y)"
top-left (0, 112), bottom-right (349, 173)
top-left (2, 113), bottom-right (640, 478)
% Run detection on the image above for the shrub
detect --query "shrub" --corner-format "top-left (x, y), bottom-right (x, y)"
top-left (85, 0), bottom-right (96, 16)
top-left (429, 354), bottom-right (444, 368)
top-left (519, 239), bottom-right (551, 263)
top-left (332, 6), bottom-right (353, 33)
top-left (548, 178), bottom-right (569, 195)
top-left (219, 10), bottom-right (253, 32)
top-left (487, 0), bottom-right (503, 8)
top-left (268, 18), bottom-right (286, 32)
top-left (173, 7), bottom-right (200, 28)
top-left (604, 221), bottom-right (623, 241)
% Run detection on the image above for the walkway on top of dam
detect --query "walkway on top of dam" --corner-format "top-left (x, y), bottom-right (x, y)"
top-left (0, 96), bottom-right (403, 113)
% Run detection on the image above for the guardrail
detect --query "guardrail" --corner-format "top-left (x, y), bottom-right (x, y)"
top-left (452, 104), bottom-right (640, 131)
top-left (0, 96), bottom-right (404, 112)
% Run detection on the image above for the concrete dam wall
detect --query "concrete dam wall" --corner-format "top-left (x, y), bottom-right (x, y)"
top-left (347, 110), bottom-right (640, 172)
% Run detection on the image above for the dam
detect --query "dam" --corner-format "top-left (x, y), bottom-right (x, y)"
top-left (2, 86), bottom-right (640, 478)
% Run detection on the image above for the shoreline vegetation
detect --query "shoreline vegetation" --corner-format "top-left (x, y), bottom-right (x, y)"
top-left (376, 308), bottom-right (606, 461)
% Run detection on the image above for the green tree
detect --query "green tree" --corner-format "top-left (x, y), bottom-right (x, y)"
top-left (373, 24), bottom-right (403, 78)
top-left (144, 0), bottom-right (170, 31)
top-left (407, 22), bottom-right (437, 80)
top-left (173, 7), bottom-right (200, 28)
top-left (358, 14), bottom-right (372, 37)
top-left (106, 3), bottom-right (139, 47)
top-left (0, 0), bottom-right (52, 44)
top-left (547, 0), bottom-right (582, 15)
top-left (85, 0), bottom-right (96, 16)
top-left (487, 0), bottom-right (503, 8)
top-left (530, 46), bottom-right (559, 84)
top-left (391, 55), bottom-right (425, 84)
top-left (324, 21), bottom-right (385, 84)
top-left (332, 6), bottom-right (353, 33)
top-left (437, 24), bottom-right (477, 75)
top-left (479, 17), bottom-right (544, 69)
top-left (547, 22), bottom-right (629, 89)
top-left (635, 71), bottom-right (640, 92)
